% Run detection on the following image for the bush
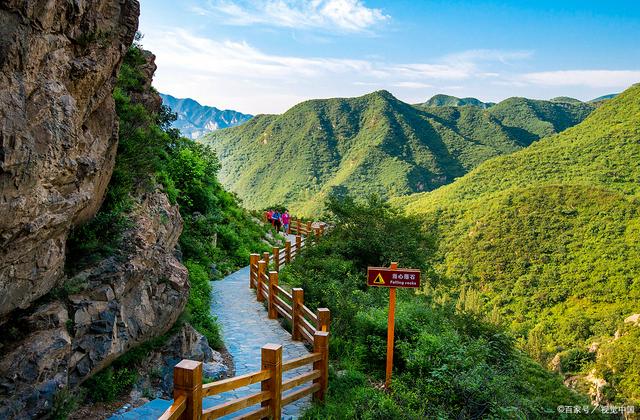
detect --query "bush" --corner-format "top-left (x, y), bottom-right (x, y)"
top-left (51, 388), bottom-right (83, 420)
top-left (559, 348), bottom-right (595, 374)
top-left (84, 366), bottom-right (137, 403)
top-left (184, 260), bottom-right (222, 349)
top-left (282, 193), bottom-right (591, 418)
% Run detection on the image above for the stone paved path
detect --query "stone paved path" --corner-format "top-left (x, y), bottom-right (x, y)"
top-left (205, 262), bottom-right (312, 419)
top-left (108, 235), bottom-right (311, 420)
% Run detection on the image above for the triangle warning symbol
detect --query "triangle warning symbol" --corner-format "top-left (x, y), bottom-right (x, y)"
top-left (373, 273), bottom-right (385, 285)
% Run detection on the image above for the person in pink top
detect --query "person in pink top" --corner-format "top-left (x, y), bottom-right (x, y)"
top-left (281, 210), bottom-right (290, 233)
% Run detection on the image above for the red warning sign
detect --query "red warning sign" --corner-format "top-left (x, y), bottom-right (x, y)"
top-left (367, 267), bottom-right (421, 288)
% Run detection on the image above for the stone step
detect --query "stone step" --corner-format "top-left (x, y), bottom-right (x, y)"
top-left (107, 398), bottom-right (172, 420)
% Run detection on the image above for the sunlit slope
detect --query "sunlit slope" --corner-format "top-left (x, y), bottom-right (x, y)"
top-left (202, 90), bottom-right (592, 215)
top-left (397, 84), bottom-right (640, 403)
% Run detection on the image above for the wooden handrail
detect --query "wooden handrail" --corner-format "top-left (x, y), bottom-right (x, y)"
top-left (273, 295), bottom-right (292, 314)
top-left (275, 304), bottom-right (293, 322)
top-left (158, 395), bottom-right (186, 420)
top-left (282, 370), bottom-right (321, 392)
top-left (301, 305), bottom-right (318, 327)
top-left (281, 383), bottom-right (320, 406)
top-left (299, 326), bottom-right (314, 345)
top-left (163, 340), bottom-right (327, 419)
top-left (235, 406), bottom-right (271, 420)
top-left (202, 370), bottom-right (271, 397)
top-left (282, 352), bottom-right (322, 372)
top-left (274, 285), bottom-right (292, 301)
top-left (202, 391), bottom-right (270, 419)
top-left (298, 314), bottom-right (316, 337)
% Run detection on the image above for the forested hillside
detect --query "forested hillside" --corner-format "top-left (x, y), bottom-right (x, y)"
top-left (203, 91), bottom-right (593, 215)
top-left (280, 196), bottom-right (589, 418)
top-left (419, 93), bottom-right (494, 108)
top-left (397, 84), bottom-right (640, 404)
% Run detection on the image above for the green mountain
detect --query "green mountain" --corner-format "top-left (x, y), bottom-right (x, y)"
top-left (550, 96), bottom-right (583, 104)
top-left (202, 91), bottom-right (593, 215)
top-left (396, 84), bottom-right (640, 404)
top-left (420, 93), bottom-right (494, 108)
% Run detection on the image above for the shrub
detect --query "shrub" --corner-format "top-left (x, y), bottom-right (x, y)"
top-left (282, 193), bottom-right (590, 418)
top-left (84, 367), bottom-right (137, 403)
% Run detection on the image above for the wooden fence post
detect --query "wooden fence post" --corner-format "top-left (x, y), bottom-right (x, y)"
top-left (272, 247), bottom-right (280, 272)
top-left (257, 260), bottom-right (266, 302)
top-left (306, 221), bottom-right (312, 237)
top-left (319, 224), bottom-right (325, 236)
top-left (250, 254), bottom-right (259, 289)
top-left (296, 219), bottom-right (301, 235)
top-left (285, 240), bottom-right (291, 264)
top-left (313, 331), bottom-right (329, 402)
top-left (295, 235), bottom-right (302, 254)
top-left (263, 251), bottom-right (270, 271)
top-left (268, 271), bottom-right (279, 319)
top-left (292, 288), bottom-right (304, 341)
top-left (173, 360), bottom-right (203, 419)
top-left (314, 227), bottom-right (320, 243)
top-left (261, 344), bottom-right (282, 420)
top-left (317, 308), bottom-right (330, 332)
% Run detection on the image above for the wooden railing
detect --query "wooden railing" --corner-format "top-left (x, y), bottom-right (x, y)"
top-left (161, 222), bottom-right (329, 419)
top-left (160, 335), bottom-right (328, 420)
top-left (262, 212), bottom-right (326, 238)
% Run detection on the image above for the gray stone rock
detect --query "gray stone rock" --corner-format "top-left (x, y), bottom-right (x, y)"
top-left (203, 361), bottom-right (227, 381)
top-left (0, 0), bottom-right (140, 318)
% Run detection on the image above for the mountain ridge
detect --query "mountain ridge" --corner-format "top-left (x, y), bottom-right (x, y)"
top-left (160, 93), bottom-right (252, 139)
top-left (202, 89), bottom-right (594, 215)
top-left (396, 83), bottom-right (640, 404)
top-left (419, 93), bottom-right (495, 108)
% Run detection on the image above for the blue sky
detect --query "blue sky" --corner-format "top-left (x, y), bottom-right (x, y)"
top-left (139, 0), bottom-right (640, 114)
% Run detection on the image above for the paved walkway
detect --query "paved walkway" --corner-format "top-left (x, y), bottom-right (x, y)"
top-left (108, 235), bottom-right (311, 419)
top-left (205, 263), bottom-right (312, 419)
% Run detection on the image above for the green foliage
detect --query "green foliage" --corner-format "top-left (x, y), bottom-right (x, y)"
top-left (419, 93), bottom-right (493, 108)
top-left (183, 261), bottom-right (222, 349)
top-left (595, 326), bottom-right (640, 403)
top-left (558, 348), bottom-right (595, 374)
top-left (51, 388), bottom-right (84, 420)
top-left (398, 84), bottom-right (640, 404)
top-left (68, 44), bottom-right (273, 360)
top-left (281, 195), bottom-right (589, 418)
top-left (84, 366), bottom-right (137, 403)
top-left (202, 90), bottom-right (592, 216)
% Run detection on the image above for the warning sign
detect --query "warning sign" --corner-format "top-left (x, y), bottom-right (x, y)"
top-left (373, 273), bottom-right (385, 285)
top-left (367, 267), bottom-right (421, 288)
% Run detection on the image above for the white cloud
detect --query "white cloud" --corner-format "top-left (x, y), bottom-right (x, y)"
top-left (392, 82), bottom-right (433, 89)
top-left (195, 0), bottom-right (389, 33)
top-left (391, 49), bottom-right (532, 81)
top-left (143, 28), bottom-right (637, 113)
top-left (518, 70), bottom-right (640, 88)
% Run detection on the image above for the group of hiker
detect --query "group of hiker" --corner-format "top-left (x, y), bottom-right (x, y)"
top-left (266, 209), bottom-right (290, 233)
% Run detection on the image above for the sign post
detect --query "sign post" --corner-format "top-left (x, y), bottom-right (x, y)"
top-left (386, 262), bottom-right (398, 389)
top-left (367, 263), bottom-right (421, 389)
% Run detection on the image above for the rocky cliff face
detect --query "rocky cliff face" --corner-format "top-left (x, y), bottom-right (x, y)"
top-left (0, 189), bottom-right (189, 418)
top-left (0, 2), bottom-right (193, 418)
top-left (0, 0), bottom-right (139, 318)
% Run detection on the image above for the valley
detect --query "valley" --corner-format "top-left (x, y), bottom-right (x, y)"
top-left (0, 1), bottom-right (638, 419)
top-left (202, 90), bottom-right (594, 215)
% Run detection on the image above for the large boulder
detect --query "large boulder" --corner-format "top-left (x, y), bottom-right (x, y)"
top-left (0, 0), bottom-right (140, 318)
